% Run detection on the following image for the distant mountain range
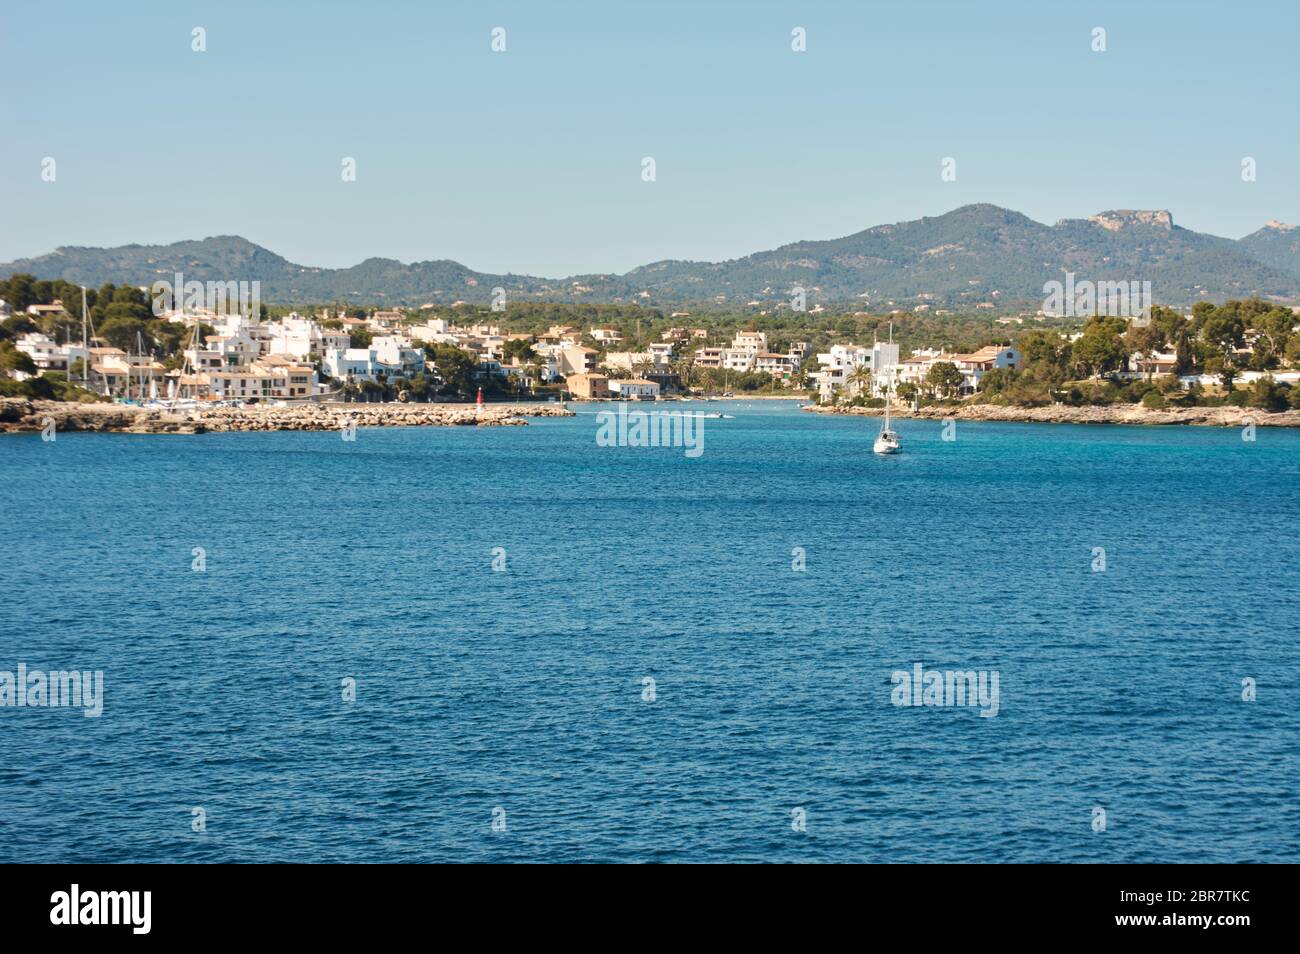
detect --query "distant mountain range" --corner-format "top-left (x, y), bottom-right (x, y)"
top-left (3, 204), bottom-right (1298, 310)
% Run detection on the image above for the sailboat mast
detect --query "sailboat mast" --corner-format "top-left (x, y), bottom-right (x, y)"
top-left (886, 321), bottom-right (893, 430)
top-left (137, 330), bottom-right (148, 400)
top-left (185, 317), bottom-right (203, 399)
top-left (81, 286), bottom-right (89, 390)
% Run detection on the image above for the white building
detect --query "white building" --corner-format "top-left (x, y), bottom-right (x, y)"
top-left (950, 346), bottom-right (1022, 392)
top-left (895, 345), bottom-right (1021, 395)
top-left (811, 342), bottom-right (899, 400)
top-left (604, 350), bottom-right (670, 372)
top-left (609, 379), bottom-right (660, 400)
top-left (896, 350), bottom-right (960, 393)
top-left (262, 314), bottom-right (349, 359)
top-left (321, 344), bottom-right (420, 383)
top-left (504, 355), bottom-right (559, 383)
top-left (732, 330), bottom-right (768, 353)
top-left (647, 342), bottom-right (674, 365)
top-left (322, 348), bottom-right (376, 381)
top-left (722, 348), bottom-right (756, 372)
top-left (692, 347), bottom-right (724, 368)
top-left (369, 336), bottom-right (426, 375)
top-left (1118, 351), bottom-right (1179, 380)
top-left (15, 333), bottom-right (87, 372)
top-left (406, 319), bottom-right (458, 346)
top-left (754, 352), bottom-right (796, 379)
top-left (184, 328), bottom-right (260, 371)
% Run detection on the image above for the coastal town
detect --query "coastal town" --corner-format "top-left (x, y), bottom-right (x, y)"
top-left (5, 0), bottom-right (1300, 886)
top-left (3, 278), bottom-right (1300, 428)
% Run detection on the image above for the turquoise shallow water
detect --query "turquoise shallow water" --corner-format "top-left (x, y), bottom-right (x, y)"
top-left (1, 400), bottom-right (1297, 862)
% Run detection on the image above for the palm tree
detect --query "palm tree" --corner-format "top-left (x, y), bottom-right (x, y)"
top-left (848, 363), bottom-right (873, 398)
top-left (672, 358), bottom-right (693, 389)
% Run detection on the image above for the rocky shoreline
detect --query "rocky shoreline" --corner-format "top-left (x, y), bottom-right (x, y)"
top-left (804, 401), bottom-right (1300, 428)
top-left (7, 397), bottom-right (1294, 433)
top-left (0, 399), bottom-right (574, 435)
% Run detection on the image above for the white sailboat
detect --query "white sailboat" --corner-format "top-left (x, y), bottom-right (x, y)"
top-left (874, 321), bottom-right (901, 454)
top-left (873, 390), bottom-right (901, 454)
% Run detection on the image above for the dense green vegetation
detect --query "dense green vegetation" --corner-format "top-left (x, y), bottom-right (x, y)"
top-left (0, 275), bottom-right (198, 355)
top-left (1239, 223), bottom-right (1300, 279)
top-left (972, 299), bottom-right (1300, 409)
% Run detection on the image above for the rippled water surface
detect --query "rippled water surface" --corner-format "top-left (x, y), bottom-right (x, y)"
top-left (1, 401), bottom-right (1297, 862)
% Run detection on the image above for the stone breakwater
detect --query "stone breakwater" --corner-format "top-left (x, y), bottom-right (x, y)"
top-left (804, 402), bottom-right (1300, 428)
top-left (0, 399), bottom-right (574, 435)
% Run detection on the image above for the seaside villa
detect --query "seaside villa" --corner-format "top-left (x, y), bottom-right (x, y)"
top-left (896, 345), bottom-right (1022, 395)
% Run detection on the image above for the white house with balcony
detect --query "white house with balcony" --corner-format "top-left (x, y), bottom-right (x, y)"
top-left (951, 346), bottom-right (1022, 393)
top-left (369, 335), bottom-right (426, 376)
top-left (183, 329), bottom-right (261, 372)
top-left (692, 347), bottom-right (724, 368)
top-left (15, 333), bottom-right (87, 372)
top-left (895, 345), bottom-right (1021, 395)
top-left (322, 345), bottom-right (419, 383)
top-left (261, 314), bottom-right (349, 359)
top-left (811, 341), bottom-right (899, 400)
top-left (722, 348), bottom-right (756, 372)
top-left (647, 342), bottom-right (674, 365)
top-left (896, 350), bottom-right (956, 392)
top-left (753, 352), bottom-right (796, 380)
top-left (732, 330), bottom-right (768, 353)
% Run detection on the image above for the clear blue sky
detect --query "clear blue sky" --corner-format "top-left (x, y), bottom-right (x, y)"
top-left (2, 0), bottom-right (1296, 276)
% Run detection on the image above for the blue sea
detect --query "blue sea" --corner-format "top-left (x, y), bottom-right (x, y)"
top-left (1, 401), bottom-right (1297, 863)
